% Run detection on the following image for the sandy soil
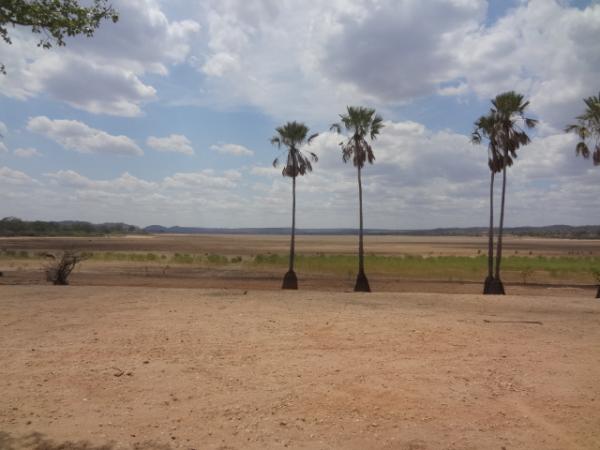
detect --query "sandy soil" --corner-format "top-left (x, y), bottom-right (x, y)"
top-left (1, 286), bottom-right (599, 449)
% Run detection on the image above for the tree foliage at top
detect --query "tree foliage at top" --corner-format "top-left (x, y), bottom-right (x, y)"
top-left (330, 106), bottom-right (384, 168)
top-left (0, 0), bottom-right (118, 73)
top-left (472, 113), bottom-right (512, 174)
top-left (565, 92), bottom-right (600, 166)
top-left (271, 121), bottom-right (319, 177)
top-left (489, 91), bottom-right (537, 157)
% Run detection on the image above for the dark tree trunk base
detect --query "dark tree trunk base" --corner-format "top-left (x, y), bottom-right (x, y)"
top-left (282, 270), bottom-right (298, 290)
top-left (596, 285), bottom-right (599, 299)
top-left (484, 277), bottom-right (505, 295)
top-left (354, 270), bottom-right (371, 292)
top-left (483, 275), bottom-right (494, 294)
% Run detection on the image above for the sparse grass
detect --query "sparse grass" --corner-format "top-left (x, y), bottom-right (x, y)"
top-left (87, 251), bottom-right (240, 266)
top-left (1, 249), bottom-right (598, 283)
top-left (250, 253), bottom-right (600, 283)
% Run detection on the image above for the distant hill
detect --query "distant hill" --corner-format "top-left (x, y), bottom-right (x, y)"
top-left (144, 224), bottom-right (600, 239)
top-left (2, 218), bottom-right (598, 239)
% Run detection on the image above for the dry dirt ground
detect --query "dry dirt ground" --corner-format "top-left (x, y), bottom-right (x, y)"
top-left (1, 234), bottom-right (599, 257)
top-left (1, 286), bottom-right (599, 450)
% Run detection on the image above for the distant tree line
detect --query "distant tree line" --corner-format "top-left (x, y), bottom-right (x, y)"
top-left (0, 217), bottom-right (141, 236)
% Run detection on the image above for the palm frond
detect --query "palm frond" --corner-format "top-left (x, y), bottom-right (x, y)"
top-left (336, 106), bottom-right (382, 168)
top-left (575, 141), bottom-right (590, 158)
top-left (270, 121), bottom-right (318, 178)
top-left (567, 93), bottom-right (600, 165)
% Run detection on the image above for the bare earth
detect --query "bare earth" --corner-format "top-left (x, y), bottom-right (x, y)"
top-left (1, 286), bottom-right (599, 450)
top-left (1, 234), bottom-right (599, 257)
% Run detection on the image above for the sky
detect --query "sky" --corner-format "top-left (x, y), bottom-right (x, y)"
top-left (0, 0), bottom-right (598, 229)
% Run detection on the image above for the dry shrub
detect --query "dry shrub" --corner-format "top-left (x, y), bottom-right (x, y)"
top-left (45, 251), bottom-right (86, 285)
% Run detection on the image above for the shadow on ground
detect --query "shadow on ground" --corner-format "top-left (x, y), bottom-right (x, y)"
top-left (0, 432), bottom-right (172, 450)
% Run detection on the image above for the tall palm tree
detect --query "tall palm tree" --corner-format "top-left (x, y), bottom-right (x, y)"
top-left (487, 91), bottom-right (537, 294)
top-left (472, 114), bottom-right (512, 294)
top-left (565, 92), bottom-right (600, 166)
top-left (271, 121), bottom-right (318, 290)
top-left (331, 106), bottom-right (384, 292)
top-left (565, 92), bottom-right (600, 298)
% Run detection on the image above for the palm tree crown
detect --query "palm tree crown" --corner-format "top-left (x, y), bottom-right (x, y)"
top-left (565, 92), bottom-right (600, 165)
top-left (490, 91), bottom-right (537, 157)
top-left (331, 106), bottom-right (384, 168)
top-left (472, 113), bottom-right (513, 174)
top-left (271, 121), bottom-right (318, 177)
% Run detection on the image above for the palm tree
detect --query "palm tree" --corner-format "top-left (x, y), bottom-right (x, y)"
top-left (565, 92), bottom-right (600, 166)
top-left (331, 106), bottom-right (383, 292)
top-left (566, 92), bottom-right (600, 298)
top-left (271, 121), bottom-right (318, 289)
top-left (472, 114), bottom-right (511, 294)
top-left (485, 92), bottom-right (537, 294)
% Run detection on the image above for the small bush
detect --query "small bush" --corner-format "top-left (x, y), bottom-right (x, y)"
top-left (45, 251), bottom-right (87, 285)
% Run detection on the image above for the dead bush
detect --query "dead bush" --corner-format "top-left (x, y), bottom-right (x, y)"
top-left (45, 251), bottom-right (86, 285)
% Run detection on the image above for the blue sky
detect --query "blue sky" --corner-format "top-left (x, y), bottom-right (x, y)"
top-left (0, 0), bottom-right (598, 228)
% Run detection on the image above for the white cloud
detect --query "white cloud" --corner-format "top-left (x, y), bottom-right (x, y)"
top-left (0, 166), bottom-right (38, 185)
top-left (250, 165), bottom-right (279, 177)
top-left (14, 147), bottom-right (42, 158)
top-left (147, 134), bottom-right (194, 155)
top-left (35, 54), bottom-right (157, 117)
top-left (211, 143), bottom-right (254, 156)
top-left (27, 116), bottom-right (143, 156)
top-left (0, 142), bottom-right (7, 154)
top-left (322, 0), bottom-right (485, 101)
top-left (0, 0), bottom-right (199, 116)
top-left (189, 0), bottom-right (600, 127)
top-left (163, 169), bottom-right (239, 190)
top-left (0, 121), bottom-right (7, 136)
top-left (32, 167), bottom-right (245, 225)
top-left (45, 170), bottom-right (156, 191)
top-left (457, 0), bottom-right (600, 126)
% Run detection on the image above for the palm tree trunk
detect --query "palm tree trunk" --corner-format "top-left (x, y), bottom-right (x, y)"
top-left (358, 165), bottom-right (364, 273)
top-left (282, 163), bottom-right (298, 290)
top-left (289, 175), bottom-right (296, 273)
top-left (493, 150), bottom-right (508, 295)
top-left (484, 170), bottom-right (495, 294)
top-left (355, 164), bottom-right (370, 292)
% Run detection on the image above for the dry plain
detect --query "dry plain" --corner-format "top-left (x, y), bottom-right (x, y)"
top-left (1, 235), bottom-right (599, 449)
top-left (0, 234), bottom-right (598, 294)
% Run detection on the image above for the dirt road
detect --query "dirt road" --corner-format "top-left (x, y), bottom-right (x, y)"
top-left (1, 286), bottom-right (599, 449)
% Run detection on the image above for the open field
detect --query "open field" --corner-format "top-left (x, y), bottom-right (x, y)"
top-left (1, 286), bottom-right (599, 449)
top-left (1, 235), bottom-right (598, 295)
top-left (1, 234), bottom-right (599, 257)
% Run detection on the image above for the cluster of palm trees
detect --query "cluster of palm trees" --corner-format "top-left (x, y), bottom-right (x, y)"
top-left (272, 92), bottom-right (600, 298)
top-left (472, 92), bottom-right (537, 295)
top-left (272, 107), bottom-right (383, 292)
